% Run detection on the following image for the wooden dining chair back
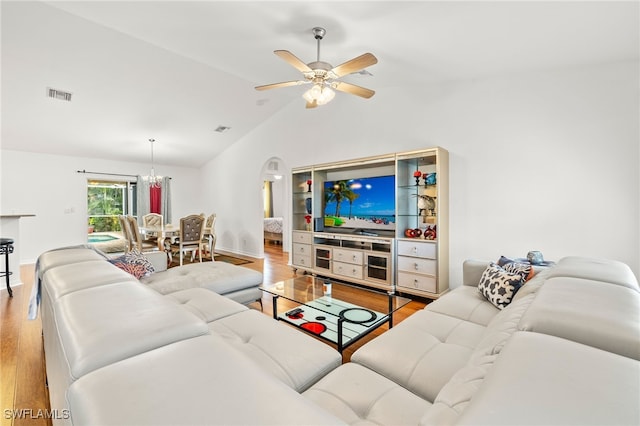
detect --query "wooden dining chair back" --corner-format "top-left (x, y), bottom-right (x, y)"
top-left (127, 215), bottom-right (156, 252)
top-left (165, 214), bottom-right (205, 266)
top-left (201, 213), bottom-right (217, 259)
top-left (118, 215), bottom-right (133, 252)
top-left (142, 213), bottom-right (163, 229)
top-left (142, 213), bottom-right (163, 244)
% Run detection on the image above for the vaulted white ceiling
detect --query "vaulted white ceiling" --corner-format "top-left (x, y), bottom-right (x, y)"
top-left (2, 1), bottom-right (638, 167)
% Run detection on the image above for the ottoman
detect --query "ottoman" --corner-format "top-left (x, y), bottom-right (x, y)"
top-left (141, 261), bottom-right (263, 304)
top-left (166, 287), bottom-right (343, 393)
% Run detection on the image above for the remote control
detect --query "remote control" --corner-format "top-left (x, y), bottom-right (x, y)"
top-left (286, 308), bottom-right (304, 316)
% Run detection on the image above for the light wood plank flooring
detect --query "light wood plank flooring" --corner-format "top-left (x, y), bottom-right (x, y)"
top-left (1, 243), bottom-right (427, 426)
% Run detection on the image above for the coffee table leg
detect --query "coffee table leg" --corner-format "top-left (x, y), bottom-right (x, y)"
top-left (337, 317), bottom-right (343, 353)
top-left (271, 295), bottom-right (279, 320)
top-left (388, 293), bottom-right (394, 328)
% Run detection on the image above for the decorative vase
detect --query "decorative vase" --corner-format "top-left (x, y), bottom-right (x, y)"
top-left (305, 198), bottom-right (312, 214)
top-left (305, 222), bottom-right (312, 231)
top-left (424, 173), bottom-right (436, 186)
top-left (527, 251), bottom-right (544, 265)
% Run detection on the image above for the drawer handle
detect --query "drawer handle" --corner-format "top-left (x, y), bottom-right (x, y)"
top-left (412, 246), bottom-right (418, 254)
top-left (414, 262), bottom-right (419, 270)
top-left (414, 279), bottom-right (419, 287)
top-left (352, 255), bottom-right (357, 261)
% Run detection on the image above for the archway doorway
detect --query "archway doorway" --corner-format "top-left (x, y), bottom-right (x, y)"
top-left (260, 157), bottom-right (287, 254)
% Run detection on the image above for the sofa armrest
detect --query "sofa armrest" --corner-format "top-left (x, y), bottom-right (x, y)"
top-left (463, 260), bottom-right (490, 286)
top-left (144, 251), bottom-right (168, 273)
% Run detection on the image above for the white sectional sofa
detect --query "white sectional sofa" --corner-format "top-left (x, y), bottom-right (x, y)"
top-left (36, 247), bottom-right (640, 425)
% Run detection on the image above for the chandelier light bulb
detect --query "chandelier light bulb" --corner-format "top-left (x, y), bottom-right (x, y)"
top-left (302, 84), bottom-right (335, 106)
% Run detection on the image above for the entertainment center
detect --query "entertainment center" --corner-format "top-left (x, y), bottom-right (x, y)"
top-left (291, 147), bottom-right (449, 299)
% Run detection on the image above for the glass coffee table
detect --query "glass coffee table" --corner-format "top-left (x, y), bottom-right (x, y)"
top-left (259, 276), bottom-right (411, 353)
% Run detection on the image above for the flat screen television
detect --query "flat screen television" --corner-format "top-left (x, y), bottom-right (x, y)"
top-left (323, 175), bottom-right (395, 234)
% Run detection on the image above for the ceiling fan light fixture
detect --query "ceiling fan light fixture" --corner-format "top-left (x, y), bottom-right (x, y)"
top-left (303, 84), bottom-right (335, 106)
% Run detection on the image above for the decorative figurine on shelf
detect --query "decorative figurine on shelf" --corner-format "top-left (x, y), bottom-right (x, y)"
top-left (304, 215), bottom-right (312, 231)
top-left (306, 179), bottom-right (312, 192)
top-left (413, 194), bottom-right (436, 219)
top-left (413, 170), bottom-right (422, 186)
top-left (424, 225), bottom-right (437, 240)
top-left (423, 172), bottom-right (436, 186)
top-left (305, 197), bottom-right (312, 214)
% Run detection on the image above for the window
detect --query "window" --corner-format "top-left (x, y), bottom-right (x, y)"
top-left (87, 180), bottom-right (137, 233)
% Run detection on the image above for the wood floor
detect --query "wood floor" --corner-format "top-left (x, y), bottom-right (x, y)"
top-left (1, 243), bottom-right (427, 426)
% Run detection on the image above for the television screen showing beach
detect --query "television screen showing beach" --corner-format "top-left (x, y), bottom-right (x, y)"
top-left (323, 176), bottom-right (396, 231)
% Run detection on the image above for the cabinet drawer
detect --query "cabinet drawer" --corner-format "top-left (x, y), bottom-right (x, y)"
top-left (293, 253), bottom-right (312, 268)
top-left (397, 272), bottom-right (436, 293)
top-left (397, 256), bottom-right (436, 275)
top-left (333, 261), bottom-right (363, 280)
top-left (292, 243), bottom-right (311, 256)
top-left (397, 240), bottom-right (436, 259)
top-left (333, 248), bottom-right (363, 265)
top-left (292, 231), bottom-right (312, 244)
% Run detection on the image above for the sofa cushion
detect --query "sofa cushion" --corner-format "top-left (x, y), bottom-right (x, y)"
top-left (37, 247), bottom-right (107, 279)
top-left (108, 249), bottom-right (155, 279)
top-left (427, 286), bottom-right (499, 326)
top-left (209, 309), bottom-right (342, 392)
top-left (351, 309), bottom-right (486, 402)
top-left (477, 263), bottom-right (525, 309)
top-left (519, 276), bottom-right (640, 360)
top-left (53, 282), bottom-right (209, 380)
top-left (304, 362), bottom-right (431, 426)
top-left (68, 335), bottom-right (345, 426)
top-left (42, 260), bottom-right (135, 302)
top-left (419, 353), bottom-right (499, 426)
top-left (166, 288), bottom-right (248, 322)
top-left (141, 261), bottom-right (262, 296)
top-left (455, 332), bottom-right (640, 426)
top-left (548, 256), bottom-right (640, 290)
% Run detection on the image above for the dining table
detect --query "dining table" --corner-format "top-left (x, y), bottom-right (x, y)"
top-left (140, 224), bottom-right (180, 251)
top-left (140, 224), bottom-right (213, 252)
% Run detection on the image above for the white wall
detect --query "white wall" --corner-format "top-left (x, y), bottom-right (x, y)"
top-left (2, 62), bottom-right (637, 287)
top-left (201, 61), bottom-right (639, 286)
top-left (0, 150), bottom-right (201, 263)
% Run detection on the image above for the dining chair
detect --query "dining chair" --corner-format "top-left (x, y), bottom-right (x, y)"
top-left (200, 213), bottom-right (217, 259)
top-left (164, 214), bottom-right (205, 266)
top-left (118, 215), bottom-right (134, 252)
top-left (142, 213), bottom-right (163, 245)
top-left (127, 215), bottom-right (157, 252)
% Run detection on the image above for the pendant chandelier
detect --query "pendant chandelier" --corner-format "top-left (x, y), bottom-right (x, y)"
top-left (147, 138), bottom-right (161, 188)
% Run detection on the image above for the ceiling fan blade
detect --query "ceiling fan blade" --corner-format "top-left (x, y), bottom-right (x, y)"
top-left (255, 80), bottom-right (308, 91)
top-left (305, 100), bottom-right (318, 109)
top-left (330, 53), bottom-right (378, 78)
top-left (274, 50), bottom-right (313, 73)
top-left (332, 81), bottom-right (375, 99)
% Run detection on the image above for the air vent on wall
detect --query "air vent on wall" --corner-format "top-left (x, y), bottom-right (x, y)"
top-left (47, 87), bottom-right (72, 102)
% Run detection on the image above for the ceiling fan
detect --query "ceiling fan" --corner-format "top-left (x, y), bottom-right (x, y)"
top-left (255, 27), bottom-right (378, 109)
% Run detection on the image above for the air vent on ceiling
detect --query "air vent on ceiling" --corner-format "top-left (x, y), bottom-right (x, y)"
top-left (47, 87), bottom-right (72, 102)
top-left (215, 125), bottom-right (231, 133)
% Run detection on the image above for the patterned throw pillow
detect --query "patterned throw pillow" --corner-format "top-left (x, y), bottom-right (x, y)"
top-left (108, 249), bottom-right (155, 279)
top-left (503, 261), bottom-right (534, 282)
top-left (497, 256), bottom-right (535, 281)
top-left (477, 263), bottom-right (525, 309)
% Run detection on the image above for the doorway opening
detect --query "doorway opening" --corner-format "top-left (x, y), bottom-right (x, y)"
top-left (261, 158), bottom-right (286, 254)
